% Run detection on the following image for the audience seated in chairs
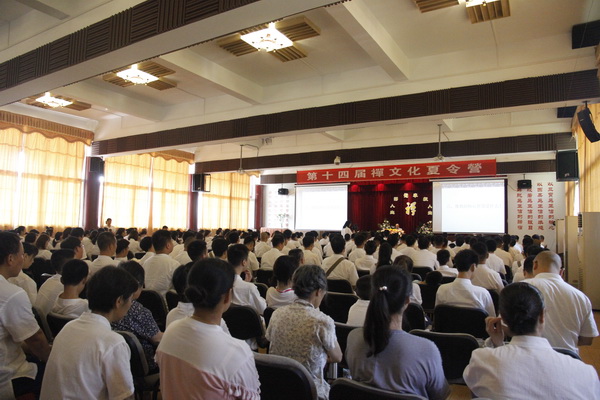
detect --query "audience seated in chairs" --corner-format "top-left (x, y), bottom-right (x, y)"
top-left (266, 256), bottom-right (298, 309)
top-left (463, 282), bottom-right (600, 399)
top-left (346, 275), bottom-right (371, 326)
top-left (254, 353), bottom-right (318, 400)
top-left (392, 255), bottom-right (422, 306)
top-left (111, 261), bottom-right (164, 373)
top-left (156, 258), bottom-right (261, 399)
top-left (266, 264), bottom-right (342, 400)
top-left (8, 242), bottom-right (38, 305)
top-left (51, 259), bottom-right (89, 318)
top-left (40, 266), bottom-right (139, 399)
top-left (34, 249), bottom-right (75, 317)
top-left (229, 244), bottom-right (266, 316)
top-left (419, 271), bottom-right (442, 315)
top-left (345, 265), bottom-right (449, 400)
top-left (436, 250), bottom-right (458, 278)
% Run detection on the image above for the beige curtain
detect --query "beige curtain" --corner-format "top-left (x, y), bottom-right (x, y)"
top-left (17, 132), bottom-right (85, 230)
top-left (572, 104), bottom-right (600, 213)
top-left (151, 157), bottom-right (190, 230)
top-left (201, 172), bottom-right (250, 229)
top-left (0, 128), bottom-right (22, 230)
top-left (103, 154), bottom-right (153, 229)
top-left (564, 181), bottom-right (577, 216)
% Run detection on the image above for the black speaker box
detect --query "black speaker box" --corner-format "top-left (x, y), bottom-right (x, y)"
top-left (88, 157), bottom-right (104, 174)
top-left (556, 150), bottom-right (579, 182)
top-left (517, 180), bottom-right (532, 189)
top-left (192, 173), bottom-right (211, 192)
top-left (278, 188), bottom-right (289, 195)
top-left (577, 107), bottom-right (600, 143)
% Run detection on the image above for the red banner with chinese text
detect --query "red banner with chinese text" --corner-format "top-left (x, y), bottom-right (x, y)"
top-left (297, 160), bottom-right (496, 184)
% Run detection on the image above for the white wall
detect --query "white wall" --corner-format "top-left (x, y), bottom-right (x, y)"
top-left (263, 184), bottom-right (295, 230)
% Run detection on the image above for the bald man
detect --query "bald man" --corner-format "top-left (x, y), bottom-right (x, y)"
top-left (524, 251), bottom-right (598, 353)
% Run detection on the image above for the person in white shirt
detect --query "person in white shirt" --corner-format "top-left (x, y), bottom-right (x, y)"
top-left (355, 240), bottom-right (377, 272)
top-left (40, 266), bottom-right (137, 400)
top-left (266, 256), bottom-right (298, 309)
top-left (143, 230), bottom-right (180, 297)
top-left (138, 236), bottom-right (155, 264)
top-left (306, 232), bottom-right (323, 261)
top-left (283, 232), bottom-right (301, 255)
top-left (89, 231), bottom-right (119, 276)
top-left (463, 282), bottom-right (600, 400)
top-left (114, 238), bottom-right (130, 263)
top-left (35, 249), bottom-right (75, 317)
top-left (346, 275), bottom-right (371, 326)
top-left (485, 239), bottom-right (506, 274)
top-left (321, 235), bottom-right (359, 287)
top-left (470, 242), bottom-right (504, 293)
top-left (302, 236), bottom-right (322, 266)
top-left (103, 217), bottom-right (116, 234)
top-left (260, 235), bottom-right (285, 270)
top-left (496, 235), bottom-right (514, 267)
top-left (436, 250), bottom-right (458, 277)
top-left (228, 244), bottom-right (266, 315)
top-left (391, 256), bottom-right (422, 305)
top-left (341, 221), bottom-right (353, 237)
top-left (210, 238), bottom-right (229, 260)
top-left (127, 230), bottom-right (142, 255)
top-left (0, 232), bottom-right (52, 398)
top-left (399, 235), bottom-right (418, 260)
top-left (513, 255), bottom-right (536, 283)
top-left (254, 232), bottom-right (271, 258)
top-left (8, 242), bottom-right (38, 305)
top-left (51, 259), bottom-right (89, 318)
top-left (348, 234), bottom-right (367, 264)
top-left (524, 251), bottom-right (599, 354)
top-left (35, 234), bottom-right (53, 260)
top-left (244, 236), bottom-right (260, 273)
top-left (435, 249), bottom-right (496, 317)
top-left (81, 232), bottom-right (94, 258)
top-left (410, 237), bottom-right (440, 270)
top-left (59, 236), bottom-right (92, 272)
top-left (318, 232), bottom-right (330, 248)
top-left (171, 231), bottom-right (194, 261)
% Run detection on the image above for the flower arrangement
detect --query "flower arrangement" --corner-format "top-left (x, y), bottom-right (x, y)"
top-left (416, 220), bottom-right (433, 235)
top-left (378, 219), bottom-right (404, 235)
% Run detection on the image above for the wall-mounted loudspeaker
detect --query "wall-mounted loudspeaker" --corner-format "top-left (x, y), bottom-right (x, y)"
top-left (278, 188), bottom-right (289, 195)
top-left (517, 180), bottom-right (532, 189)
top-left (191, 173), bottom-right (211, 192)
top-left (556, 150), bottom-right (579, 182)
top-left (88, 157), bottom-right (104, 174)
top-left (577, 107), bottom-right (600, 143)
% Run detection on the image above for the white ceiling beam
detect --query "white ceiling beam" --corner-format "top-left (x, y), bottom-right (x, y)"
top-left (55, 81), bottom-right (166, 122)
top-left (160, 50), bottom-right (263, 105)
top-left (327, 0), bottom-right (410, 81)
top-left (16, 0), bottom-right (69, 20)
top-left (321, 131), bottom-right (346, 142)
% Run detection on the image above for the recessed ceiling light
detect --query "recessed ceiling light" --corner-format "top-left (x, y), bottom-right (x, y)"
top-left (116, 64), bottom-right (159, 85)
top-left (241, 23), bottom-right (293, 52)
top-left (35, 92), bottom-right (73, 108)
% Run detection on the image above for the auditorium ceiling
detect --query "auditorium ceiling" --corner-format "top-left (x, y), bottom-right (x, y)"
top-left (0, 0), bottom-right (599, 174)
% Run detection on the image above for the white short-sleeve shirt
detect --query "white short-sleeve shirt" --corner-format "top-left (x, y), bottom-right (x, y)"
top-left (232, 275), bottom-right (267, 315)
top-left (40, 312), bottom-right (134, 400)
top-left (321, 255), bottom-right (359, 286)
top-left (142, 253), bottom-right (180, 296)
top-left (471, 264), bottom-right (504, 292)
top-left (8, 271), bottom-right (37, 305)
top-left (435, 277), bottom-right (495, 317)
top-left (89, 255), bottom-right (118, 276)
top-left (51, 297), bottom-right (90, 319)
top-left (266, 287), bottom-right (297, 309)
top-left (34, 274), bottom-right (63, 317)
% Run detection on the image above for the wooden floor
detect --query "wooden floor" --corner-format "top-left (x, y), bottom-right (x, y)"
top-left (447, 311), bottom-right (600, 400)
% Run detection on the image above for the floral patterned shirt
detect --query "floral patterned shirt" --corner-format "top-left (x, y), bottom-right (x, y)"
top-left (266, 299), bottom-right (337, 399)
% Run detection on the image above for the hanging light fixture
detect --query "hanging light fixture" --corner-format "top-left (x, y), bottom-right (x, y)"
top-left (434, 124), bottom-right (445, 161)
top-left (465, 0), bottom-right (500, 7)
top-left (237, 144), bottom-right (245, 174)
top-left (35, 92), bottom-right (73, 108)
top-left (241, 23), bottom-right (293, 52)
top-left (116, 64), bottom-right (159, 85)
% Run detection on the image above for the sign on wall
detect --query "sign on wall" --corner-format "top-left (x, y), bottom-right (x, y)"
top-left (297, 159), bottom-right (496, 184)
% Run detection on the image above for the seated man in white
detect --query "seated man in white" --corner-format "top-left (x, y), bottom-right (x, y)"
top-left (513, 255), bottom-right (535, 283)
top-left (435, 249), bottom-right (496, 317)
top-left (8, 242), bottom-right (38, 305)
top-left (347, 233), bottom-right (367, 264)
top-left (436, 249), bottom-right (458, 277)
top-left (228, 244), bottom-right (266, 315)
top-left (355, 240), bottom-right (377, 272)
top-left (346, 275), bottom-right (371, 326)
top-left (51, 259), bottom-right (89, 318)
top-left (260, 234), bottom-right (285, 270)
top-left (254, 232), bottom-right (271, 258)
top-left (321, 235), bottom-right (359, 287)
top-left (35, 249), bottom-right (75, 317)
top-left (410, 236), bottom-right (439, 270)
top-left (470, 242), bottom-right (504, 293)
top-left (399, 235), bottom-right (418, 260)
top-left (138, 236), bottom-right (155, 264)
top-left (40, 266), bottom-right (138, 400)
top-left (171, 231), bottom-right (195, 260)
top-left (244, 236), bottom-right (260, 273)
top-left (143, 229), bottom-right (180, 297)
top-left (524, 251), bottom-right (598, 354)
top-left (60, 236), bottom-right (92, 270)
top-left (463, 282), bottom-right (600, 399)
top-left (114, 238), bottom-right (130, 263)
top-left (1, 232), bottom-right (52, 399)
top-left (210, 238), bottom-right (229, 260)
top-left (485, 239), bottom-right (506, 274)
top-left (90, 231), bottom-right (118, 275)
top-left (301, 235), bottom-right (322, 266)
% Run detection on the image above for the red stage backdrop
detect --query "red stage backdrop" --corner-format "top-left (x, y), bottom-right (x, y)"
top-left (297, 159), bottom-right (496, 184)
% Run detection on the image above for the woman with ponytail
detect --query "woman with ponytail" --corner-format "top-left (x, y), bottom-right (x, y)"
top-left (346, 265), bottom-right (448, 399)
top-left (463, 282), bottom-right (599, 399)
top-left (156, 258), bottom-right (260, 400)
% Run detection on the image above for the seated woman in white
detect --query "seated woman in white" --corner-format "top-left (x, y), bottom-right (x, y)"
top-left (35, 234), bottom-right (53, 260)
top-left (463, 282), bottom-right (600, 399)
top-left (156, 258), bottom-right (260, 400)
top-left (51, 259), bottom-right (89, 318)
top-left (266, 255), bottom-right (298, 309)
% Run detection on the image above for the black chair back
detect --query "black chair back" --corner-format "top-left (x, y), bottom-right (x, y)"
top-left (256, 269), bottom-right (274, 286)
top-left (330, 378), bottom-right (427, 400)
top-left (32, 307), bottom-right (53, 342)
top-left (46, 313), bottom-right (74, 337)
top-left (504, 265), bottom-right (513, 283)
top-left (357, 269), bottom-right (370, 277)
top-left (412, 266), bottom-right (433, 281)
top-left (31, 257), bottom-right (55, 288)
top-left (334, 322), bottom-right (359, 372)
top-left (116, 331), bottom-right (160, 400)
top-left (440, 276), bottom-right (456, 284)
top-left (410, 329), bottom-right (479, 384)
top-left (417, 283), bottom-right (439, 313)
top-left (433, 305), bottom-right (488, 338)
top-left (254, 353), bottom-right (318, 400)
top-left (327, 279), bottom-right (354, 294)
top-left (137, 290), bottom-right (168, 331)
top-left (320, 292), bottom-right (359, 323)
top-left (90, 254), bottom-right (98, 261)
top-left (222, 304), bottom-right (264, 341)
top-left (165, 291), bottom-right (180, 311)
top-left (254, 282), bottom-right (268, 299)
top-left (487, 289), bottom-right (499, 315)
top-left (263, 307), bottom-right (276, 328)
top-left (403, 303), bottom-right (426, 331)
top-left (134, 252), bottom-right (146, 259)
